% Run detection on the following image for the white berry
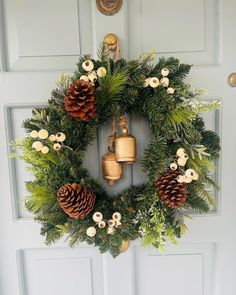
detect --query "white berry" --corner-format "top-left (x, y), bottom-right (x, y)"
top-left (41, 146), bottom-right (49, 154)
top-left (144, 78), bottom-right (150, 87)
top-left (167, 87), bottom-right (175, 94)
top-left (149, 77), bottom-right (160, 88)
top-left (177, 157), bottom-right (187, 167)
top-left (177, 175), bottom-right (185, 183)
top-left (49, 134), bottom-right (56, 142)
top-left (184, 175), bottom-right (192, 183)
top-left (97, 67), bottom-right (107, 77)
top-left (32, 141), bottom-right (43, 151)
top-left (56, 132), bottom-right (66, 142)
top-left (92, 212), bottom-right (103, 223)
top-left (192, 173), bottom-right (199, 181)
top-left (115, 221), bottom-right (122, 228)
top-left (82, 60), bottom-right (94, 72)
top-left (86, 226), bottom-right (96, 237)
top-left (88, 72), bottom-right (97, 82)
top-left (112, 212), bottom-right (121, 221)
top-left (183, 153), bottom-right (189, 161)
top-left (160, 77), bottom-right (169, 87)
top-left (107, 226), bottom-right (115, 235)
top-left (98, 220), bottom-right (106, 228)
top-left (80, 75), bottom-right (89, 82)
top-left (53, 143), bottom-right (61, 151)
top-left (161, 67), bottom-right (170, 76)
top-left (170, 163), bottom-right (178, 171)
top-left (38, 129), bottom-right (49, 140)
top-left (185, 169), bottom-right (196, 179)
top-left (176, 148), bottom-right (186, 158)
top-left (30, 130), bottom-right (38, 138)
top-left (108, 219), bottom-right (116, 227)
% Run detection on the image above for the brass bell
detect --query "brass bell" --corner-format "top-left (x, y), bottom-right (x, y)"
top-left (119, 240), bottom-right (130, 253)
top-left (102, 135), bottom-right (123, 186)
top-left (115, 116), bottom-right (137, 164)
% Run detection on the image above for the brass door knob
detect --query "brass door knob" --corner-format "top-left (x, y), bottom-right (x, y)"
top-left (228, 73), bottom-right (236, 87)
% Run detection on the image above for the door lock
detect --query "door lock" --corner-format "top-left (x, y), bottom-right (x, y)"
top-left (228, 73), bottom-right (236, 87)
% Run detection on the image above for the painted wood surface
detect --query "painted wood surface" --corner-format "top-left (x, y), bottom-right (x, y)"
top-left (0, 0), bottom-right (235, 294)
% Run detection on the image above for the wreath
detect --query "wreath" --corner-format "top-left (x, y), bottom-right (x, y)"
top-left (13, 45), bottom-right (220, 257)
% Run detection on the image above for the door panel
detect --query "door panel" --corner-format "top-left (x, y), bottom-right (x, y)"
top-left (128, 0), bottom-right (219, 65)
top-left (0, 0), bottom-right (235, 294)
top-left (133, 243), bottom-right (216, 295)
top-left (3, 0), bottom-right (82, 71)
top-left (18, 248), bottom-right (104, 295)
top-left (5, 105), bottom-right (33, 219)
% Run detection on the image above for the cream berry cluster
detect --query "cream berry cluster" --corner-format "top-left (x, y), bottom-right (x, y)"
top-left (30, 129), bottom-right (66, 153)
top-left (80, 60), bottom-right (107, 83)
top-left (144, 67), bottom-right (175, 95)
top-left (48, 132), bottom-right (66, 151)
top-left (170, 148), bottom-right (199, 184)
top-left (86, 211), bottom-right (122, 237)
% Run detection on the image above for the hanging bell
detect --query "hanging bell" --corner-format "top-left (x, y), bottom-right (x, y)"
top-left (102, 135), bottom-right (123, 186)
top-left (119, 240), bottom-right (130, 253)
top-left (115, 116), bottom-right (137, 164)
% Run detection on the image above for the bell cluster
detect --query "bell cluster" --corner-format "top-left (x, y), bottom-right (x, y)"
top-left (102, 116), bottom-right (137, 186)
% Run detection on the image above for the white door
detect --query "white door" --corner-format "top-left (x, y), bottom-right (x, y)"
top-left (0, 0), bottom-right (235, 294)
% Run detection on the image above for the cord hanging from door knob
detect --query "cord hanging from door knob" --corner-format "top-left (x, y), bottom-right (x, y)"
top-left (103, 33), bottom-right (121, 61)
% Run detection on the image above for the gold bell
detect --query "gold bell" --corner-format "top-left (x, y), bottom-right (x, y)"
top-left (102, 135), bottom-right (123, 186)
top-left (120, 240), bottom-right (130, 253)
top-left (115, 116), bottom-right (137, 164)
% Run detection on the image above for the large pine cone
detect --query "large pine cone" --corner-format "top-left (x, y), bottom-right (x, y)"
top-left (57, 183), bottom-right (96, 219)
top-left (155, 170), bottom-right (188, 209)
top-left (64, 80), bottom-right (96, 122)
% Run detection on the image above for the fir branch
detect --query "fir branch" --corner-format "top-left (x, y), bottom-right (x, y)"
top-left (97, 42), bottom-right (110, 65)
top-left (165, 106), bottom-right (196, 130)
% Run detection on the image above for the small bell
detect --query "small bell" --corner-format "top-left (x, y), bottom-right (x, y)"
top-left (102, 134), bottom-right (123, 186)
top-left (120, 240), bottom-right (130, 253)
top-left (115, 116), bottom-right (137, 164)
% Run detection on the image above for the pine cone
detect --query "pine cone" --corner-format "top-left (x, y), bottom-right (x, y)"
top-left (155, 170), bottom-right (188, 209)
top-left (57, 183), bottom-right (96, 219)
top-left (64, 80), bottom-right (96, 121)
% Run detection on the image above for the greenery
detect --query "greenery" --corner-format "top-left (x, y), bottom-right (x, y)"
top-left (12, 45), bottom-right (221, 257)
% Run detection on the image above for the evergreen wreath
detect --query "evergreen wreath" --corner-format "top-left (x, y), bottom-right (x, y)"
top-left (12, 46), bottom-right (220, 257)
